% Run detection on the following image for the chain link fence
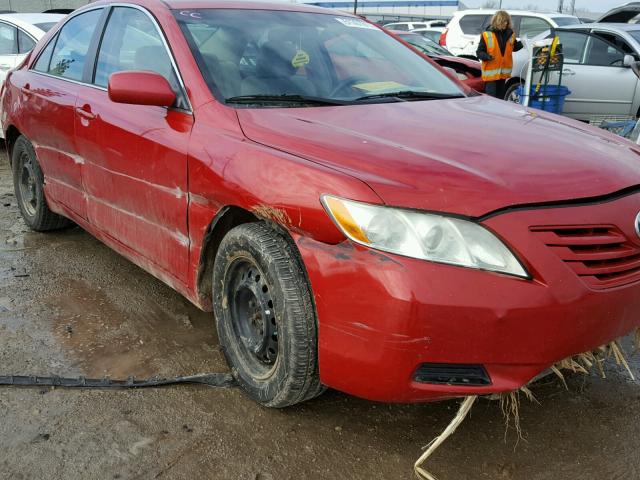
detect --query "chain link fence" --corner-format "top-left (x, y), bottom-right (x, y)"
top-left (0, 0), bottom-right (90, 12)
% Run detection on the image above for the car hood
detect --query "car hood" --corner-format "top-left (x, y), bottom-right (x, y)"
top-left (236, 95), bottom-right (640, 217)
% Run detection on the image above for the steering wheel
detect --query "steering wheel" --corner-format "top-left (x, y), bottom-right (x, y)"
top-left (330, 75), bottom-right (369, 97)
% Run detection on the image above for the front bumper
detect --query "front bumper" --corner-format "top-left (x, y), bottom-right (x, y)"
top-left (295, 193), bottom-right (640, 403)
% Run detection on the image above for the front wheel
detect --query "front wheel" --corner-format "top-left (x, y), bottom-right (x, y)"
top-left (505, 81), bottom-right (523, 103)
top-left (213, 222), bottom-right (323, 407)
top-left (11, 135), bottom-right (71, 231)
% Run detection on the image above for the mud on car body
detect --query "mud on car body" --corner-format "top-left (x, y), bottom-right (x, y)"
top-left (3, 0), bottom-right (640, 407)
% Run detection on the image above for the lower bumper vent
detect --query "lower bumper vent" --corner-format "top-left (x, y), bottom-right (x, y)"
top-left (413, 363), bottom-right (491, 386)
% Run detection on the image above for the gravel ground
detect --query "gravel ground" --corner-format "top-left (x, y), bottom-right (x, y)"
top-left (1, 147), bottom-right (640, 480)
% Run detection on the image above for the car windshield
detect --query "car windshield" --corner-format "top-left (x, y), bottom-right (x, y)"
top-left (173, 9), bottom-right (465, 107)
top-left (553, 17), bottom-right (580, 26)
top-left (34, 22), bottom-right (58, 32)
top-left (398, 33), bottom-right (451, 56)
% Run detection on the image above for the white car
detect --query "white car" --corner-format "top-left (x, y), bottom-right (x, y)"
top-left (0, 13), bottom-right (65, 85)
top-left (441, 9), bottom-right (580, 58)
top-left (383, 20), bottom-right (447, 31)
top-left (508, 24), bottom-right (640, 124)
top-left (411, 27), bottom-right (445, 44)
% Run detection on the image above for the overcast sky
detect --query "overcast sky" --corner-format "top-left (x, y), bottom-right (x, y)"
top-left (463, 0), bottom-right (621, 12)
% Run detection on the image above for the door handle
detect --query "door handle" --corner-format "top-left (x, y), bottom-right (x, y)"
top-left (0, 64), bottom-right (11, 71)
top-left (20, 84), bottom-right (32, 97)
top-left (75, 106), bottom-right (96, 121)
top-left (563, 68), bottom-right (576, 76)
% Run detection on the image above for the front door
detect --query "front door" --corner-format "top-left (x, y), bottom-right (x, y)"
top-left (555, 30), bottom-right (638, 119)
top-left (74, 5), bottom-right (193, 283)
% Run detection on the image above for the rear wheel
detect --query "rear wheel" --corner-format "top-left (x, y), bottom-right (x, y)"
top-left (213, 222), bottom-right (323, 407)
top-left (11, 135), bottom-right (71, 231)
top-left (505, 81), bottom-right (524, 103)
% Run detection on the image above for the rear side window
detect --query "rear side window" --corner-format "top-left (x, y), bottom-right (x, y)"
top-left (94, 6), bottom-right (186, 108)
top-left (47, 9), bottom-right (103, 81)
top-left (519, 17), bottom-right (551, 40)
top-left (0, 22), bottom-right (17, 55)
top-left (458, 15), bottom-right (489, 35)
top-left (33, 37), bottom-right (55, 71)
top-left (18, 30), bottom-right (35, 53)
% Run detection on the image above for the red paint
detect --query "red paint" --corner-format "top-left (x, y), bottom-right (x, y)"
top-left (3, 0), bottom-right (640, 403)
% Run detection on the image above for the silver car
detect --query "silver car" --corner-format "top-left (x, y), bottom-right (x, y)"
top-left (507, 24), bottom-right (640, 124)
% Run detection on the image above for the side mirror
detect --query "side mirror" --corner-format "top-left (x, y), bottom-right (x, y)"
top-left (108, 71), bottom-right (176, 107)
top-left (624, 54), bottom-right (636, 67)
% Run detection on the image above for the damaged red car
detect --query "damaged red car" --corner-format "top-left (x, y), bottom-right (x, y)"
top-left (4, 0), bottom-right (640, 407)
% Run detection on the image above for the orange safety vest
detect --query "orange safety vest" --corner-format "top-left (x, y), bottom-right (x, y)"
top-left (480, 31), bottom-right (515, 82)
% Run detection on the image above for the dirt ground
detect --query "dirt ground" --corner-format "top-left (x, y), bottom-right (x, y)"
top-left (1, 148), bottom-right (640, 480)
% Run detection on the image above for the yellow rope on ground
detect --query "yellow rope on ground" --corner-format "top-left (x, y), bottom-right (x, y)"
top-left (414, 395), bottom-right (477, 480)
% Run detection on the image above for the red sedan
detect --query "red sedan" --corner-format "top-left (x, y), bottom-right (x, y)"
top-left (3, 0), bottom-right (640, 407)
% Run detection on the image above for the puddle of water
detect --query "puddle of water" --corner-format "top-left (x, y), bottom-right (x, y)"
top-left (48, 279), bottom-right (224, 379)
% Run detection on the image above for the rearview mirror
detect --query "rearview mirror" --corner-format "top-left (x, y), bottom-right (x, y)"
top-left (624, 54), bottom-right (636, 67)
top-left (108, 71), bottom-right (176, 107)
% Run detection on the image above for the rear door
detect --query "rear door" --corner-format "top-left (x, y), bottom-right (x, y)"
top-left (73, 5), bottom-right (193, 282)
top-left (19, 7), bottom-right (105, 219)
top-left (556, 30), bottom-right (637, 119)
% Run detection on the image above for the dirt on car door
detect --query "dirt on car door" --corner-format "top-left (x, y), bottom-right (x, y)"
top-left (73, 6), bottom-right (194, 284)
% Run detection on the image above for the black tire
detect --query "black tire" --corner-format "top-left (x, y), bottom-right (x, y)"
top-left (11, 135), bottom-right (71, 231)
top-left (213, 222), bottom-right (324, 407)
top-left (504, 81), bottom-right (524, 103)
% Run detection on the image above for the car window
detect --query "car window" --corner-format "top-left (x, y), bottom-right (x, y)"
top-left (519, 17), bottom-right (551, 40)
top-left (556, 31), bottom-right (588, 64)
top-left (553, 17), bottom-right (581, 27)
top-left (48, 9), bottom-right (103, 81)
top-left (592, 31), bottom-right (635, 57)
top-left (459, 15), bottom-right (489, 35)
top-left (94, 6), bottom-right (186, 108)
top-left (584, 34), bottom-right (626, 67)
top-left (34, 22), bottom-right (58, 33)
top-left (33, 36), bottom-right (56, 71)
top-left (0, 22), bottom-right (17, 55)
top-left (18, 30), bottom-right (35, 53)
top-left (175, 9), bottom-right (465, 105)
top-left (391, 24), bottom-right (408, 31)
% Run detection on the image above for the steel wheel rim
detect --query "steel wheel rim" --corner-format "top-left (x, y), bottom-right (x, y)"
top-left (226, 257), bottom-right (279, 377)
top-left (18, 151), bottom-right (37, 217)
top-left (507, 87), bottom-right (522, 104)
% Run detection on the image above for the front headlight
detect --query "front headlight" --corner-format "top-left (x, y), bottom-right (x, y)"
top-left (321, 195), bottom-right (528, 278)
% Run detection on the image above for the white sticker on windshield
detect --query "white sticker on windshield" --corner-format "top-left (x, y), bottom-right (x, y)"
top-left (335, 17), bottom-right (379, 30)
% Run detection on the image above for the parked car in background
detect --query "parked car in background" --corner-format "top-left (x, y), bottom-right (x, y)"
top-left (383, 20), bottom-right (445, 31)
top-left (0, 13), bottom-right (65, 85)
top-left (394, 31), bottom-right (485, 91)
top-left (508, 24), bottom-right (640, 124)
top-left (442, 9), bottom-right (580, 58)
top-left (412, 26), bottom-right (445, 44)
top-left (597, 2), bottom-right (640, 23)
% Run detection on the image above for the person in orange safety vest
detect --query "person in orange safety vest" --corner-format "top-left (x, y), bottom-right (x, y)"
top-left (476, 11), bottom-right (523, 99)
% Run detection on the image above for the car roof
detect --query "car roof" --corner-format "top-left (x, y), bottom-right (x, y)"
top-left (454, 9), bottom-right (576, 18)
top-left (0, 13), bottom-right (65, 25)
top-left (412, 27), bottom-right (445, 31)
top-left (161, 0), bottom-right (345, 14)
top-left (561, 22), bottom-right (640, 31)
top-left (0, 13), bottom-right (65, 35)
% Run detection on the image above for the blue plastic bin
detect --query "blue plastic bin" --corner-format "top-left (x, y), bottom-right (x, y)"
top-left (516, 85), bottom-right (571, 114)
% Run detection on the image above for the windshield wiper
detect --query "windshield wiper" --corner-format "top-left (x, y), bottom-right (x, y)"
top-left (355, 91), bottom-right (465, 102)
top-left (225, 94), bottom-right (348, 106)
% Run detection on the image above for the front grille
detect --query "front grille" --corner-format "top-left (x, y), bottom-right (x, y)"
top-left (531, 225), bottom-right (640, 289)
